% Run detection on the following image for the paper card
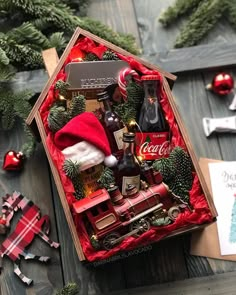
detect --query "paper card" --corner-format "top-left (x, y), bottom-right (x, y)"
top-left (208, 161), bottom-right (236, 255)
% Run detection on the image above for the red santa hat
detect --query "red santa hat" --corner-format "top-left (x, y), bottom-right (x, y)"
top-left (54, 112), bottom-right (117, 171)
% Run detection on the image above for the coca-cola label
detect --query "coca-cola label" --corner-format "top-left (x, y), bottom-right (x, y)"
top-left (135, 132), bottom-right (171, 160)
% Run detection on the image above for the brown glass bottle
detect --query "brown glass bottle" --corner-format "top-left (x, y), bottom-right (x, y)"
top-left (115, 132), bottom-right (141, 197)
top-left (138, 75), bottom-right (169, 132)
top-left (136, 75), bottom-right (171, 162)
top-left (97, 91), bottom-right (127, 159)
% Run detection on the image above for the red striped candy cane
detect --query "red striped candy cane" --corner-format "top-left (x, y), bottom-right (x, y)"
top-left (118, 67), bottom-right (141, 100)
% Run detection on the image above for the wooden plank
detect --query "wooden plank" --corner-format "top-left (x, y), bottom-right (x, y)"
top-left (42, 48), bottom-right (59, 78)
top-left (0, 123), bottom-right (63, 293)
top-left (145, 42), bottom-right (236, 74)
top-left (122, 237), bottom-right (188, 288)
top-left (203, 68), bottom-right (236, 161)
top-left (34, 111), bottom-right (85, 261)
top-left (10, 69), bottom-right (47, 93)
top-left (108, 271), bottom-right (236, 295)
top-left (134, 0), bottom-right (181, 55)
top-left (87, 0), bottom-right (141, 48)
top-left (172, 73), bottom-right (222, 160)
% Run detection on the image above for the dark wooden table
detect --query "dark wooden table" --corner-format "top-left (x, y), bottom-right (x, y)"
top-left (1, 1), bottom-right (236, 294)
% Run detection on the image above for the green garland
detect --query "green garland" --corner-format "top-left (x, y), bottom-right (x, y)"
top-left (0, 0), bottom-right (138, 158)
top-left (0, 0), bottom-right (138, 71)
top-left (159, 0), bottom-right (236, 48)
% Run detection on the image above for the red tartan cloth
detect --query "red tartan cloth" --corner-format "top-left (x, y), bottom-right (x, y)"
top-left (1, 205), bottom-right (48, 261)
top-left (39, 36), bottom-right (213, 261)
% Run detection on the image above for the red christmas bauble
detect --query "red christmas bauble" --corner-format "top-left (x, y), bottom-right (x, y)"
top-left (2, 150), bottom-right (24, 171)
top-left (211, 72), bottom-right (234, 95)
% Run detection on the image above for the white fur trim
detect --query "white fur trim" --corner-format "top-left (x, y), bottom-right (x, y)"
top-left (62, 141), bottom-right (105, 171)
top-left (104, 154), bottom-right (118, 167)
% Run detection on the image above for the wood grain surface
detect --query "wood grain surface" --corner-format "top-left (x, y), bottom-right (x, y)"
top-left (2, 0), bottom-right (236, 294)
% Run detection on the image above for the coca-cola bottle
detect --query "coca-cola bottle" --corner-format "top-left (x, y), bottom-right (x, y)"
top-left (139, 75), bottom-right (168, 132)
top-left (97, 91), bottom-right (127, 160)
top-left (115, 132), bottom-right (141, 197)
top-left (136, 75), bottom-right (171, 162)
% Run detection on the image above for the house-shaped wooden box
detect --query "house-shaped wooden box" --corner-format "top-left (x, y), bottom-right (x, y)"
top-left (26, 27), bottom-right (217, 262)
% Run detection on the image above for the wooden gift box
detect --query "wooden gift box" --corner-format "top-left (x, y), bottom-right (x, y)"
top-left (26, 27), bottom-right (217, 262)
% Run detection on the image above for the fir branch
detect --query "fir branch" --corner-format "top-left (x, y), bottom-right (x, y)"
top-left (6, 0), bottom-right (138, 55)
top-left (0, 47), bottom-right (9, 65)
top-left (48, 32), bottom-right (67, 51)
top-left (97, 167), bottom-right (115, 189)
top-left (55, 79), bottom-right (70, 97)
top-left (226, 0), bottom-right (236, 29)
top-left (47, 105), bottom-right (69, 133)
top-left (152, 146), bottom-right (193, 203)
top-left (63, 159), bottom-right (80, 179)
top-left (0, 64), bottom-right (16, 81)
top-left (63, 159), bottom-right (85, 199)
top-left (68, 94), bottom-right (86, 118)
top-left (0, 34), bottom-right (43, 70)
top-left (159, 0), bottom-right (204, 26)
top-left (7, 22), bottom-right (50, 49)
top-left (174, 0), bottom-right (224, 48)
top-left (56, 282), bottom-right (79, 295)
top-left (114, 81), bottom-right (144, 125)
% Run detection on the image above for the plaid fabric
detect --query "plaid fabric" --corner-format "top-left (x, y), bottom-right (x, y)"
top-left (1, 203), bottom-right (50, 261)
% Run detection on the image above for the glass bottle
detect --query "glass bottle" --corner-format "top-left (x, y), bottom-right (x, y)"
top-left (115, 132), bottom-right (141, 197)
top-left (97, 91), bottom-right (127, 159)
top-left (138, 75), bottom-right (169, 132)
top-left (136, 75), bottom-right (171, 162)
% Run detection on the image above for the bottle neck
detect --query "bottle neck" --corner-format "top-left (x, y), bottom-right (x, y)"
top-left (123, 141), bottom-right (134, 155)
top-left (102, 99), bottom-right (112, 112)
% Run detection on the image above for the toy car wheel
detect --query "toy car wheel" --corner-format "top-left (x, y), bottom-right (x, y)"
top-left (130, 218), bottom-right (150, 237)
top-left (168, 206), bottom-right (180, 221)
top-left (102, 232), bottom-right (121, 250)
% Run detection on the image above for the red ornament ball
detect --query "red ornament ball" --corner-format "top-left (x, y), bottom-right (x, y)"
top-left (210, 72), bottom-right (234, 96)
top-left (2, 150), bottom-right (24, 171)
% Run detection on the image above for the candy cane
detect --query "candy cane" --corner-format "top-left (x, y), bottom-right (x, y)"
top-left (118, 67), bottom-right (141, 100)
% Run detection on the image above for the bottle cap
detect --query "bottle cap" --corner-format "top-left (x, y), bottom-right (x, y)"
top-left (97, 91), bottom-right (110, 102)
top-left (123, 132), bottom-right (135, 142)
top-left (141, 75), bottom-right (159, 81)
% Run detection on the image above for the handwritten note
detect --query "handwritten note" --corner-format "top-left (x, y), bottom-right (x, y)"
top-left (208, 161), bottom-right (236, 255)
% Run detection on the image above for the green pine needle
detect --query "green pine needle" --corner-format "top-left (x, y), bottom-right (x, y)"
top-left (0, 47), bottom-right (9, 65)
top-left (159, 0), bottom-right (236, 48)
top-left (152, 146), bottom-right (193, 203)
top-left (56, 282), bottom-right (79, 295)
top-left (97, 167), bottom-right (115, 189)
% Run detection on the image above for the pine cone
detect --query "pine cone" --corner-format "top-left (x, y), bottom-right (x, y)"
top-left (47, 106), bottom-right (69, 133)
top-left (102, 50), bottom-right (119, 60)
top-left (55, 80), bottom-right (70, 97)
top-left (169, 147), bottom-right (192, 190)
top-left (126, 81), bottom-right (145, 103)
top-left (84, 53), bottom-right (100, 61)
top-left (68, 94), bottom-right (86, 118)
top-left (152, 158), bottom-right (175, 183)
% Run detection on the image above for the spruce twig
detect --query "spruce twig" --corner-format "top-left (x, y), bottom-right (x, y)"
top-left (56, 282), bottom-right (79, 295)
top-left (174, 0), bottom-right (224, 48)
top-left (97, 167), bottom-right (115, 189)
top-left (63, 159), bottom-right (85, 199)
top-left (159, 0), bottom-right (235, 48)
top-left (159, 0), bottom-right (203, 27)
top-left (152, 146), bottom-right (193, 203)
